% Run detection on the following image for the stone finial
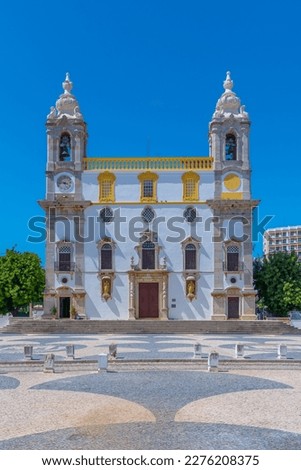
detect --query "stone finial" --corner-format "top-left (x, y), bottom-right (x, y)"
top-left (223, 71), bottom-right (234, 92)
top-left (212, 71), bottom-right (246, 118)
top-left (63, 72), bottom-right (73, 94)
top-left (51, 72), bottom-right (84, 120)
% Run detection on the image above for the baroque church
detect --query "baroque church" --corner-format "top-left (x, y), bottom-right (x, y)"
top-left (40, 72), bottom-right (258, 321)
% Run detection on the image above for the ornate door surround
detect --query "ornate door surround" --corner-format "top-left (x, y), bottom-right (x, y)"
top-left (128, 271), bottom-right (169, 320)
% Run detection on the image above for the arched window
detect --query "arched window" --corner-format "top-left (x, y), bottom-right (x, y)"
top-left (97, 238), bottom-right (115, 272)
top-left (185, 244), bottom-right (196, 270)
top-left (59, 133), bottom-right (71, 161)
top-left (225, 134), bottom-right (237, 161)
top-left (142, 241), bottom-right (155, 269)
top-left (101, 243), bottom-right (112, 270)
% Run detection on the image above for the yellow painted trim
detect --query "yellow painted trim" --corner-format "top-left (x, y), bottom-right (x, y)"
top-left (221, 192), bottom-right (243, 200)
top-left (138, 171), bottom-right (158, 203)
top-left (83, 156), bottom-right (214, 171)
top-left (97, 171), bottom-right (116, 203)
top-left (182, 171), bottom-right (200, 202)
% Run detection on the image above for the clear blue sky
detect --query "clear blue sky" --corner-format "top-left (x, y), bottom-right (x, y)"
top-left (0, 0), bottom-right (300, 264)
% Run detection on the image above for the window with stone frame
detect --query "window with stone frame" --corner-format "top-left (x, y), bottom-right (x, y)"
top-left (185, 243), bottom-right (197, 270)
top-left (226, 245), bottom-right (239, 271)
top-left (58, 245), bottom-right (71, 271)
top-left (142, 241), bottom-right (156, 269)
top-left (97, 238), bottom-right (115, 272)
top-left (225, 134), bottom-right (237, 161)
top-left (100, 243), bottom-right (112, 270)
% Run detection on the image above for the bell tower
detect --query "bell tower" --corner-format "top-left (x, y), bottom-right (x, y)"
top-left (209, 71), bottom-right (251, 200)
top-left (208, 72), bottom-right (259, 320)
top-left (45, 73), bottom-right (87, 201)
top-left (40, 74), bottom-right (91, 319)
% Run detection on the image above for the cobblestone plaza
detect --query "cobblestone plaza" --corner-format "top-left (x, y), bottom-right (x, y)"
top-left (1, 332), bottom-right (301, 449)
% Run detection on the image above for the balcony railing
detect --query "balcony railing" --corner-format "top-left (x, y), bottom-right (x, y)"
top-left (223, 261), bottom-right (244, 272)
top-left (83, 156), bottom-right (213, 171)
top-left (54, 262), bottom-right (75, 272)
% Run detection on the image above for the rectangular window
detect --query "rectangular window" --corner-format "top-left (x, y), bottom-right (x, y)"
top-left (59, 253), bottom-right (71, 271)
top-left (143, 180), bottom-right (153, 198)
top-left (185, 250), bottom-right (196, 270)
top-left (227, 252), bottom-right (239, 271)
top-left (142, 250), bottom-right (155, 269)
top-left (185, 179), bottom-right (195, 199)
top-left (101, 180), bottom-right (112, 200)
top-left (101, 251), bottom-right (112, 270)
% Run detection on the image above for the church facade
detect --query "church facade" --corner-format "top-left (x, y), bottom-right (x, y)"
top-left (40, 72), bottom-right (258, 321)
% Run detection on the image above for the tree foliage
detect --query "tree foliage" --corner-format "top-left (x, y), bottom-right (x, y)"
top-left (254, 252), bottom-right (301, 316)
top-left (0, 249), bottom-right (45, 315)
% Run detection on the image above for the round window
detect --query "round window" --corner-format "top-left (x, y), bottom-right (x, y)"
top-left (100, 207), bottom-right (114, 223)
top-left (141, 207), bottom-right (155, 223)
top-left (184, 207), bottom-right (197, 223)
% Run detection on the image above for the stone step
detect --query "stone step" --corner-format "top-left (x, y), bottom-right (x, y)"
top-left (1, 319), bottom-right (300, 335)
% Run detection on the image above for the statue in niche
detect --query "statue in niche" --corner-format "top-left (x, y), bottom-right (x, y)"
top-left (102, 278), bottom-right (111, 300)
top-left (186, 280), bottom-right (196, 300)
top-left (59, 134), bottom-right (71, 161)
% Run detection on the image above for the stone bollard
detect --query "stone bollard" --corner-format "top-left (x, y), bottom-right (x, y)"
top-left (109, 343), bottom-right (117, 358)
top-left (98, 353), bottom-right (108, 372)
top-left (44, 353), bottom-right (55, 373)
top-left (66, 344), bottom-right (75, 359)
top-left (193, 343), bottom-right (202, 358)
top-left (278, 343), bottom-right (287, 359)
top-left (235, 343), bottom-right (244, 359)
top-left (208, 351), bottom-right (219, 372)
top-left (24, 345), bottom-right (33, 360)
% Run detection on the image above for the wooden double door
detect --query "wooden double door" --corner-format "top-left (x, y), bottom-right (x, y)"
top-left (139, 282), bottom-right (159, 318)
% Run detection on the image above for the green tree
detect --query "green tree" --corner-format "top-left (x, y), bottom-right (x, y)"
top-left (254, 252), bottom-right (301, 316)
top-left (0, 249), bottom-right (45, 315)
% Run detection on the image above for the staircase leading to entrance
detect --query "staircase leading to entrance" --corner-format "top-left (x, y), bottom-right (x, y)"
top-left (1, 319), bottom-right (300, 335)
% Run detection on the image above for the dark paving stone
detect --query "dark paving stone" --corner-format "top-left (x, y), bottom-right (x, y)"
top-left (32, 371), bottom-right (291, 422)
top-left (1, 423), bottom-right (301, 450)
top-left (0, 376), bottom-right (20, 390)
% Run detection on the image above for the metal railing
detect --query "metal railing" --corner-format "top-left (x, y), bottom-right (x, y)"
top-left (54, 262), bottom-right (76, 272)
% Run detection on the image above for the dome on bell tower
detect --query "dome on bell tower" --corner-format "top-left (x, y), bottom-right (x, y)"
top-left (213, 71), bottom-right (248, 119)
top-left (47, 73), bottom-right (83, 121)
